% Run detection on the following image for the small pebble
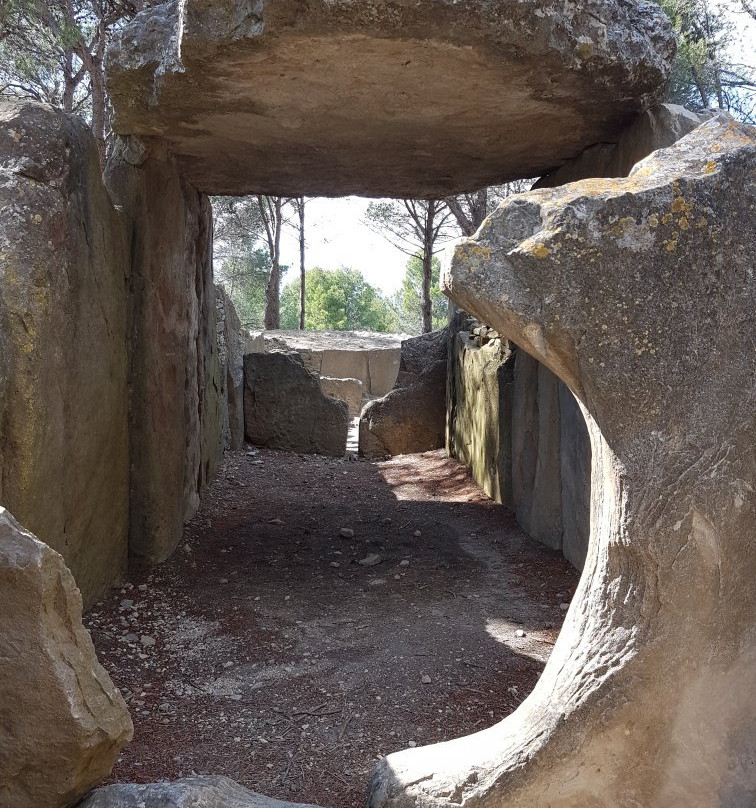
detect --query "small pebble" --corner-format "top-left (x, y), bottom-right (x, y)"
top-left (399, 559), bottom-right (410, 567)
top-left (358, 553), bottom-right (382, 567)
top-left (413, 530), bottom-right (422, 537)
top-left (268, 518), bottom-right (284, 526)
top-left (339, 527), bottom-right (355, 539)
top-left (421, 674), bottom-right (432, 684)
top-left (137, 584), bottom-right (148, 592)
top-left (515, 629), bottom-right (526, 638)
top-left (559, 602), bottom-right (570, 611)
top-left (140, 635), bottom-right (155, 647)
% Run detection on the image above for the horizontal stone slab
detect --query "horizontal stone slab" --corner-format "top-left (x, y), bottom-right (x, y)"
top-left (106, 0), bottom-right (674, 196)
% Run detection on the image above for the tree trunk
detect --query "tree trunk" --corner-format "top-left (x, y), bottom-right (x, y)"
top-left (298, 198), bottom-right (306, 330)
top-left (421, 201), bottom-right (435, 333)
top-left (263, 197), bottom-right (283, 330)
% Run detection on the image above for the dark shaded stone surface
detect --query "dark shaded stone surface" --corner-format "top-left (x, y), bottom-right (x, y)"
top-left (244, 352), bottom-right (349, 457)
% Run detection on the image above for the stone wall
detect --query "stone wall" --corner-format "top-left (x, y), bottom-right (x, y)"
top-left (105, 137), bottom-right (225, 569)
top-left (447, 104), bottom-right (711, 571)
top-left (0, 102), bottom-right (130, 606)
top-left (0, 103), bottom-right (235, 605)
top-left (447, 327), bottom-right (590, 568)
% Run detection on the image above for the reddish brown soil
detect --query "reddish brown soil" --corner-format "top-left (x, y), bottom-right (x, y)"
top-left (85, 448), bottom-right (579, 807)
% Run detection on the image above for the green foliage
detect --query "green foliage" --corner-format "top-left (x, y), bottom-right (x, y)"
top-left (393, 255), bottom-right (447, 335)
top-left (656, 0), bottom-right (755, 120)
top-left (216, 248), bottom-right (271, 329)
top-left (280, 267), bottom-right (396, 332)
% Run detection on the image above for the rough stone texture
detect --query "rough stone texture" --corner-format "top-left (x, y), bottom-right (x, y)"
top-left (216, 286), bottom-right (245, 451)
top-left (535, 103), bottom-right (710, 188)
top-left (246, 331), bottom-right (401, 396)
top-left (105, 138), bottom-right (223, 568)
top-left (0, 508), bottom-right (133, 808)
top-left (559, 384), bottom-right (591, 570)
top-left (0, 101), bottom-right (129, 607)
top-left (511, 352), bottom-right (563, 551)
top-left (360, 330), bottom-right (447, 458)
top-left (106, 0), bottom-right (674, 197)
top-left (319, 376), bottom-right (364, 417)
top-left (244, 352), bottom-right (349, 457)
top-left (446, 332), bottom-right (515, 508)
top-left (81, 777), bottom-right (327, 808)
top-left (371, 117), bottom-right (756, 808)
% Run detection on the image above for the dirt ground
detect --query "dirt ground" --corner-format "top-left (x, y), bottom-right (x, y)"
top-left (85, 448), bottom-right (579, 807)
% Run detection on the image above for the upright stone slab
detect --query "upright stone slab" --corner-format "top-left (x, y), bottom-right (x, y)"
top-left (559, 383), bottom-right (591, 570)
top-left (244, 352), bottom-right (348, 457)
top-left (511, 353), bottom-right (563, 551)
top-left (447, 332), bottom-right (515, 508)
top-left (216, 286), bottom-right (245, 451)
top-left (105, 137), bottom-right (223, 567)
top-left (0, 101), bottom-right (129, 606)
top-left (372, 117), bottom-right (756, 808)
top-left (106, 0), bottom-right (674, 196)
top-left (0, 508), bottom-right (133, 808)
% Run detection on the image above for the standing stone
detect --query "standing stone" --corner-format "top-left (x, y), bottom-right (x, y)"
top-left (0, 508), bottom-right (133, 808)
top-left (244, 352), bottom-right (348, 457)
top-left (0, 101), bottom-right (129, 606)
top-left (359, 330), bottom-right (448, 458)
top-left (216, 285), bottom-right (245, 451)
top-left (80, 776), bottom-right (327, 808)
top-left (511, 353), bottom-right (563, 551)
top-left (105, 137), bottom-right (222, 567)
top-left (559, 383), bottom-right (591, 570)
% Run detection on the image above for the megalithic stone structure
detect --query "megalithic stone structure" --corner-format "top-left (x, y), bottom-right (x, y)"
top-left (369, 117), bottom-right (756, 808)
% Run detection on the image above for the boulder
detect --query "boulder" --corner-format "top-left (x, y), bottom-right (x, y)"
top-left (105, 137), bottom-right (222, 567)
top-left (360, 330), bottom-right (447, 458)
top-left (0, 508), bottom-right (133, 808)
top-left (244, 352), bottom-right (349, 456)
top-left (106, 0), bottom-right (674, 197)
top-left (371, 117), bottom-right (756, 808)
top-left (80, 776), bottom-right (326, 808)
top-left (319, 376), bottom-right (364, 417)
top-left (0, 101), bottom-right (129, 607)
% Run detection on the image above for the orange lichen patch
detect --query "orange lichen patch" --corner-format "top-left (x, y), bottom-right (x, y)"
top-left (670, 196), bottom-right (692, 214)
top-left (704, 160), bottom-right (718, 174)
top-left (528, 242), bottom-right (551, 259)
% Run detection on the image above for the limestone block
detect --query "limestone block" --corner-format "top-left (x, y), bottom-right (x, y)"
top-left (372, 116), bottom-right (756, 808)
top-left (0, 508), bottom-right (133, 808)
top-left (559, 383), bottom-right (591, 570)
top-left (360, 330), bottom-right (447, 458)
top-left (535, 103), bottom-right (710, 188)
top-left (80, 776), bottom-right (327, 808)
top-left (319, 376), bottom-right (364, 417)
top-left (106, 0), bottom-right (674, 196)
top-left (244, 352), bottom-right (348, 457)
top-left (447, 334), bottom-right (515, 507)
top-left (511, 353), bottom-right (563, 551)
top-left (366, 348), bottom-right (402, 397)
top-left (320, 349), bottom-right (369, 389)
top-left (105, 138), bottom-right (221, 567)
top-left (0, 101), bottom-right (129, 606)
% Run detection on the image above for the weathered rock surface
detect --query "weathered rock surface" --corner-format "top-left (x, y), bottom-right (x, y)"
top-left (80, 776), bottom-right (326, 808)
top-left (535, 102), bottom-right (710, 188)
top-left (0, 101), bottom-right (129, 606)
top-left (446, 332), bottom-right (515, 507)
top-left (0, 508), bottom-right (133, 808)
top-left (217, 286), bottom-right (245, 451)
top-left (105, 138), bottom-right (223, 567)
top-left (246, 330), bottom-right (402, 396)
top-left (106, 0), bottom-right (674, 196)
top-left (360, 330), bottom-right (447, 458)
top-left (372, 117), bottom-right (756, 807)
top-left (319, 375), bottom-right (364, 417)
top-left (244, 352), bottom-right (349, 456)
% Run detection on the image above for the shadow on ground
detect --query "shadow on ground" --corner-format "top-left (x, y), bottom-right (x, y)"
top-left (85, 448), bottom-right (579, 807)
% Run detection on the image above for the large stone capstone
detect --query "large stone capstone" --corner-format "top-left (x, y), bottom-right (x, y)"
top-left (106, 0), bottom-right (675, 196)
top-left (0, 508), bottom-right (133, 808)
top-left (370, 116), bottom-right (756, 807)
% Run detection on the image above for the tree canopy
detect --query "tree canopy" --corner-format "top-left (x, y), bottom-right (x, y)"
top-left (280, 267), bottom-right (395, 332)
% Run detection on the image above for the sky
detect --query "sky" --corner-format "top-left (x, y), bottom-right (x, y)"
top-left (277, 197), bottom-right (417, 296)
